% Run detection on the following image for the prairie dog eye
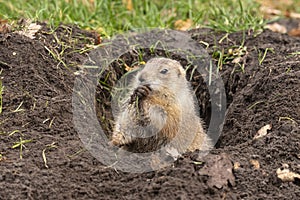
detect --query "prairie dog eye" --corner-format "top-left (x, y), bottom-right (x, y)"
top-left (160, 68), bottom-right (168, 74)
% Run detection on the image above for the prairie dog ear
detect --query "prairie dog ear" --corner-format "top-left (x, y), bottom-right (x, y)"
top-left (176, 63), bottom-right (186, 77)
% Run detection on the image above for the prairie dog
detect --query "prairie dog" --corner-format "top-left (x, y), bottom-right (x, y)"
top-left (112, 57), bottom-right (212, 153)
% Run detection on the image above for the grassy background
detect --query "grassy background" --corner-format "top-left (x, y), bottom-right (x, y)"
top-left (0, 0), bottom-right (299, 36)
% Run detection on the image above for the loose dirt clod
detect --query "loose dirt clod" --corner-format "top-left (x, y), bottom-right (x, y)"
top-left (199, 153), bottom-right (235, 189)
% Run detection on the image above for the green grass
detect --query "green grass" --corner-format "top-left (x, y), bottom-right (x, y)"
top-left (12, 137), bottom-right (32, 159)
top-left (258, 47), bottom-right (275, 65)
top-left (0, 0), bottom-right (266, 36)
top-left (204, 0), bottom-right (265, 32)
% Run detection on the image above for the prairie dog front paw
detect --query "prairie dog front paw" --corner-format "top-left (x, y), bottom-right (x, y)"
top-left (130, 84), bottom-right (152, 104)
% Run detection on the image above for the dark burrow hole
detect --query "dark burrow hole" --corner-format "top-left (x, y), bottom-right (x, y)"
top-left (95, 48), bottom-right (213, 145)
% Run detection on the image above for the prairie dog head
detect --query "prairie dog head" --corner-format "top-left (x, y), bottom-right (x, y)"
top-left (136, 58), bottom-right (187, 92)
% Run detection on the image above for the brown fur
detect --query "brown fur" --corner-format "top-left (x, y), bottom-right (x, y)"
top-left (112, 57), bottom-right (212, 153)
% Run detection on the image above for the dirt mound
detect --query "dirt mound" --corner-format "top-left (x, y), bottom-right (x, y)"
top-left (0, 23), bottom-right (299, 199)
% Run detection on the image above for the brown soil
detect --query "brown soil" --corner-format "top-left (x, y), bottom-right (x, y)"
top-left (0, 22), bottom-right (299, 199)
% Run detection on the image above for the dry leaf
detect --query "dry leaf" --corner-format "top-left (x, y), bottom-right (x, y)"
top-left (254, 124), bottom-right (272, 139)
top-left (260, 6), bottom-right (282, 18)
top-left (276, 168), bottom-right (300, 182)
top-left (83, 0), bottom-right (95, 6)
top-left (0, 19), bottom-right (11, 34)
top-left (285, 11), bottom-right (300, 19)
top-left (256, 0), bottom-right (293, 9)
top-left (16, 23), bottom-right (42, 39)
top-left (174, 19), bottom-right (192, 31)
top-left (124, 63), bottom-right (139, 72)
top-left (250, 159), bottom-right (260, 169)
top-left (288, 28), bottom-right (300, 37)
top-left (233, 162), bottom-right (241, 170)
top-left (122, 0), bottom-right (133, 11)
top-left (265, 23), bottom-right (287, 33)
top-left (260, 6), bottom-right (300, 19)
